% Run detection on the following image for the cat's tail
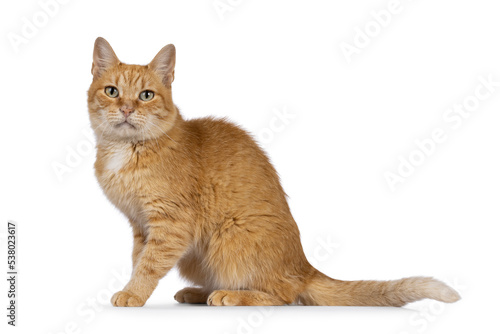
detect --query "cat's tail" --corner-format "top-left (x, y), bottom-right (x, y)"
top-left (298, 270), bottom-right (460, 306)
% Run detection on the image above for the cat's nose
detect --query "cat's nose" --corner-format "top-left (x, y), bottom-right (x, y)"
top-left (120, 106), bottom-right (135, 117)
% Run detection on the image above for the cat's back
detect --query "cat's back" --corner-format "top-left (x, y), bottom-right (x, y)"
top-left (186, 116), bottom-right (258, 149)
top-left (184, 116), bottom-right (286, 211)
top-left (184, 116), bottom-right (273, 172)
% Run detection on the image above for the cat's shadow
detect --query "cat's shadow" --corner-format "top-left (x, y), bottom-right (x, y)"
top-left (103, 303), bottom-right (417, 314)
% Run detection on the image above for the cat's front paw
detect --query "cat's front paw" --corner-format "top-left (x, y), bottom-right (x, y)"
top-left (208, 290), bottom-right (236, 306)
top-left (111, 290), bottom-right (145, 307)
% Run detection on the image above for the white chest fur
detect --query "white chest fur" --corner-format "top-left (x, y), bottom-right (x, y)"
top-left (105, 143), bottom-right (132, 173)
top-left (97, 142), bottom-right (148, 235)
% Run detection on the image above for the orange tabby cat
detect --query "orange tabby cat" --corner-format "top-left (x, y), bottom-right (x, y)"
top-left (87, 37), bottom-right (460, 307)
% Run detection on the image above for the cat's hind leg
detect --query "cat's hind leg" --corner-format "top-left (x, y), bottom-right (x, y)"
top-left (174, 287), bottom-right (211, 304)
top-left (207, 290), bottom-right (286, 306)
top-left (175, 251), bottom-right (213, 303)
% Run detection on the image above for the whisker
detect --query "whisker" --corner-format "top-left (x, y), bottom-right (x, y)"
top-left (146, 125), bottom-right (161, 151)
top-left (147, 120), bottom-right (178, 144)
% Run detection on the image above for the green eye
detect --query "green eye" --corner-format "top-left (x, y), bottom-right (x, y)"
top-left (105, 86), bottom-right (119, 98)
top-left (139, 90), bottom-right (154, 101)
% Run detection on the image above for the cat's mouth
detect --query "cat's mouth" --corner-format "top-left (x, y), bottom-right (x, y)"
top-left (116, 121), bottom-right (136, 129)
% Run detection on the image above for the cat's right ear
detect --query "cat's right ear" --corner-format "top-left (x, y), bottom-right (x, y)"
top-left (92, 37), bottom-right (120, 78)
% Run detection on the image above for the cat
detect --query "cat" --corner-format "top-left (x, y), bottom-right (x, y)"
top-left (87, 37), bottom-right (460, 307)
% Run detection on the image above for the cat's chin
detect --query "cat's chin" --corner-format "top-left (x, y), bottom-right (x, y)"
top-left (97, 124), bottom-right (142, 143)
top-left (112, 122), bottom-right (138, 137)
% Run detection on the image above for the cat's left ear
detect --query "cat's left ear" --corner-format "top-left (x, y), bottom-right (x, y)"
top-left (148, 44), bottom-right (176, 87)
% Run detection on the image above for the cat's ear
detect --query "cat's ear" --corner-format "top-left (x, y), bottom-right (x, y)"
top-left (92, 37), bottom-right (120, 78)
top-left (148, 44), bottom-right (176, 87)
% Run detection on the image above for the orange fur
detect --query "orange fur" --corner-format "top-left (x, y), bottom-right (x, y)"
top-left (87, 37), bottom-right (461, 307)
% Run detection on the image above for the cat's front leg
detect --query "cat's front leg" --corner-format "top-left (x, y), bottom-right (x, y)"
top-left (112, 220), bottom-right (191, 307)
top-left (131, 224), bottom-right (145, 269)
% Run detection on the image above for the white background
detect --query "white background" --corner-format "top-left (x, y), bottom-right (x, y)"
top-left (1, 0), bottom-right (499, 333)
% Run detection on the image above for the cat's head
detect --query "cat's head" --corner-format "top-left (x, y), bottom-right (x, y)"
top-left (87, 37), bottom-right (177, 143)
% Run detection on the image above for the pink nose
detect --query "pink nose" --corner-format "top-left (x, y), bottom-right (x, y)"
top-left (120, 106), bottom-right (135, 117)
